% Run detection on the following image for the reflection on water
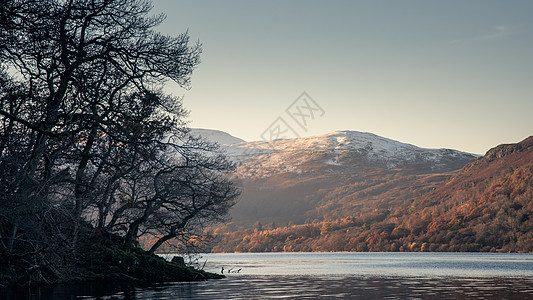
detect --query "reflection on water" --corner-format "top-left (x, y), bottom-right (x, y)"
top-left (133, 275), bottom-right (533, 300)
top-left (3, 252), bottom-right (533, 299)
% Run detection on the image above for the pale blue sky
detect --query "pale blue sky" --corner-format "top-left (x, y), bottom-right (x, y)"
top-left (152, 0), bottom-right (533, 154)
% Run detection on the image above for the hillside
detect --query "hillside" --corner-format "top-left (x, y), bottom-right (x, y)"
top-left (402, 136), bottom-right (533, 251)
top-left (223, 130), bottom-right (476, 227)
top-left (210, 136), bottom-right (533, 253)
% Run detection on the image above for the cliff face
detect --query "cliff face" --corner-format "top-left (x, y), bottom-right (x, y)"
top-left (482, 136), bottom-right (533, 162)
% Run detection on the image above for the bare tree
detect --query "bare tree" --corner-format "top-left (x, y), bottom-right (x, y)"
top-left (0, 0), bottom-right (237, 284)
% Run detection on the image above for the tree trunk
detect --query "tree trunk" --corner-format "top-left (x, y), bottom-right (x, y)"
top-left (148, 228), bottom-right (176, 254)
top-left (123, 202), bottom-right (153, 251)
top-left (7, 223), bottom-right (18, 252)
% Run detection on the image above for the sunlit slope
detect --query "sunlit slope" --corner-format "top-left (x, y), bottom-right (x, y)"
top-left (211, 136), bottom-right (533, 252)
top-left (224, 130), bottom-right (477, 227)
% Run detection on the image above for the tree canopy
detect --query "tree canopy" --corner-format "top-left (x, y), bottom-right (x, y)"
top-left (0, 0), bottom-right (239, 285)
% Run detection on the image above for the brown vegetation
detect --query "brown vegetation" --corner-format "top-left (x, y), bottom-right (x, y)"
top-left (210, 137), bottom-right (533, 253)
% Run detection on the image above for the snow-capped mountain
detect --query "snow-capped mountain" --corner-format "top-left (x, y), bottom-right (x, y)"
top-left (196, 129), bottom-right (477, 178)
top-left (192, 128), bottom-right (478, 227)
top-left (189, 128), bottom-right (245, 146)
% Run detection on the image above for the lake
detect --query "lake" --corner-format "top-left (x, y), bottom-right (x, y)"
top-left (5, 252), bottom-right (533, 299)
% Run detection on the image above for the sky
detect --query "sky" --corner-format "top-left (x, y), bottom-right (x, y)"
top-left (151, 0), bottom-right (533, 155)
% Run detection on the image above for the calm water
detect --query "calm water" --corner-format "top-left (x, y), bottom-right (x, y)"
top-left (4, 252), bottom-right (533, 299)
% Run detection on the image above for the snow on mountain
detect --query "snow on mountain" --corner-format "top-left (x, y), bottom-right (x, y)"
top-left (316, 130), bottom-right (476, 166)
top-left (189, 128), bottom-right (246, 145)
top-left (189, 128), bottom-right (478, 178)
top-left (191, 129), bottom-right (478, 228)
top-left (189, 128), bottom-right (276, 161)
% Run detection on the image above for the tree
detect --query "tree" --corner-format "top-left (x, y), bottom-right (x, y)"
top-left (96, 131), bottom-right (239, 253)
top-left (0, 0), bottom-right (238, 284)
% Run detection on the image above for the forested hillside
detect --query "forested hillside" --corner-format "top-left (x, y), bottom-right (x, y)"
top-left (210, 136), bottom-right (533, 253)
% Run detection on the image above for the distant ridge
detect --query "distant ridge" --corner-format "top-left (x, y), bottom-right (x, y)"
top-left (189, 128), bottom-right (246, 145)
top-left (222, 129), bottom-right (477, 177)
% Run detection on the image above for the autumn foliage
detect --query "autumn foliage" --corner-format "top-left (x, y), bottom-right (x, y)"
top-left (210, 137), bottom-right (533, 253)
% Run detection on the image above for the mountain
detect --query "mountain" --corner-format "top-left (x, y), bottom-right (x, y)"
top-left (401, 136), bottom-right (533, 252)
top-left (222, 130), bottom-right (475, 168)
top-left (213, 130), bottom-right (477, 227)
top-left (208, 134), bottom-right (532, 253)
top-left (189, 128), bottom-right (245, 145)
